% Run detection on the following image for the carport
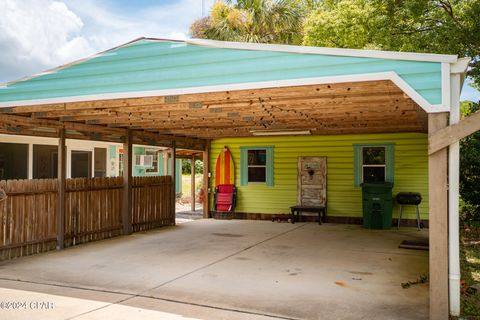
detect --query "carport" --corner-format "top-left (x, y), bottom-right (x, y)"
top-left (0, 220), bottom-right (429, 320)
top-left (0, 38), bottom-right (475, 319)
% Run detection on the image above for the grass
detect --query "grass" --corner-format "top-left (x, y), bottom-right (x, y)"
top-left (459, 221), bottom-right (480, 318)
top-left (180, 174), bottom-right (203, 200)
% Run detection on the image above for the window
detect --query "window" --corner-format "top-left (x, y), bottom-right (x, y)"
top-left (118, 151), bottom-right (124, 177)
top-left (248, 150), bottom-right (267, 182)
top-left (94, 148), bottom-right (107, 178)
top-left (145, 149), bottom-right (160, 174)
top-left (240, 146), bottom-right (274, 186)
top-left (33, 144), bottom-right (58, 179)
top-left (362, 147), bottom-right (386, 183)
top-left (71, 150), bottom-right (92, 178)
top-left (0, 143), bottom-right (28, 180)
top-left (353, 144), bottom-right (394, 186)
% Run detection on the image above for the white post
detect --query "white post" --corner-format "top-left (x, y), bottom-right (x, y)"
top-left (448, 73), bottom-right (461, 316)
top-left (28, 143), bottom-right (33, 179)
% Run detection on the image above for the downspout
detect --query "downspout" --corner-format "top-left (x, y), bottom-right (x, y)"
top-left (448, 72), bottom-right (461, 317)
top-left (448, 57), bottom-right (469, 316)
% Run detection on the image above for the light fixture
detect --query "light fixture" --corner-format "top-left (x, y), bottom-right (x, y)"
top-left (250, 130), bottom-right (311, 136)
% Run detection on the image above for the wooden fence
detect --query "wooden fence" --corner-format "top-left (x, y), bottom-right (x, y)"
top-left (0, 176), bottom-right (174, 261)
top-left (132, 176), bottom-right (174, 232)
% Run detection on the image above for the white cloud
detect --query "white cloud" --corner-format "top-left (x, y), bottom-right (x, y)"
top-left (0, 0), bottom-right (214, 83)
top-left (0, 0), bottom-right (95, 65)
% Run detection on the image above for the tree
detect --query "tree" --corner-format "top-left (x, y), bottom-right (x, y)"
top-left (303, 0), bottom-right (480, 89)
top-left (181, 159), bottom-right (204, 174)
top-left (460, 101), bottom-right (480, 208)
top-left (190, 0), bottom-right (307, 45)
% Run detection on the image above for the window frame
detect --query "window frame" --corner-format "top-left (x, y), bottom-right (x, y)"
top-left (353, 143), bottom-right (394, 187)
top-left (240, 146), bottom-right (274, 186)
top-left (246, 149), bottom-right (267, 183)
top-left (144, 148), bottom-right (160, 174)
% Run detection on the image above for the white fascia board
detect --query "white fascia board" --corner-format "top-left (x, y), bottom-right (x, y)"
top-left (0, 72), bottom-right (441, 113)
top-left (451, 57), bottom-right (470, 74)
top-left (187, 38), bottom-right (458, 63)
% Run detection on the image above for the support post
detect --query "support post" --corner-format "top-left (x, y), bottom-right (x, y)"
top-left (449, 73), bottom-right (461, 316)
top-left (171, 141), bottom-right (176, 225)
top-left (28, 143), bottom-right (33, 179)
top-left (428, 112), bottom-right (449, 320)
top-left (191, 155), bottom-right (196, 212)
top-left (122, 130), bottom-right (132, 235)
top-left (203, 141), bottom-right (210, 218)
top-left (56, 128), bottom-right (66, 250)
top-left (163, 150), bottom-right (169, 176)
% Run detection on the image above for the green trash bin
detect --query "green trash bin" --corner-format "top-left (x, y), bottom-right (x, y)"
top-left (362, 182), bottom-right (393, 229)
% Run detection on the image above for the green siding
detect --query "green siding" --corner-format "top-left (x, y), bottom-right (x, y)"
top-left (0, 39), bottom-right (442, 105)
top-left (210, 133), bottom-right (428, 220)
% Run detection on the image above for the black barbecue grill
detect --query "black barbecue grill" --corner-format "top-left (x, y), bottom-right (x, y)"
top-left (396, 192), bottom-right (423, 230)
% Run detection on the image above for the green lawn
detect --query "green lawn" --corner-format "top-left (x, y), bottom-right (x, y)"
top-left (460, 222), bottom-right (480, 318)
top-left (180, 174), bottom-right (203, 199)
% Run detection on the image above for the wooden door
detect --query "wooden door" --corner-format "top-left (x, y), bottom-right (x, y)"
top-left (297, 157), bottom-right (327, 206)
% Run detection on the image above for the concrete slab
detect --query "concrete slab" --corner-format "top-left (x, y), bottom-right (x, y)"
top-left (145, 223), bottom-right (429, 320)
top-left (0, 287), bottom-right (110, 320)
top-left (0, 220), bottom-right (429, 320)
top-left (0, 220), bottom-right (298, 294)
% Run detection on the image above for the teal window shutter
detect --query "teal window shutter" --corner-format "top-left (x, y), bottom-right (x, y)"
top-left (240, 146), bottom-right (274, 186)
top-left (353, 145), bottom-right (362, 187)
top-left (240, 148), bottom-right (248, 186)
top-left (385, 144), bottom-right (395, 184)
top-left (353, 143), bottom-right (394, 187)
top-left (265, 146), bottom-right (274, 186)
top-left (158, 153), bottom-right (164, 175)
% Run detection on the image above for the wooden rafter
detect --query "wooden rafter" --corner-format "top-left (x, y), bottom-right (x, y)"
top-left (0, 80), bottom-right (427, 141)
top-left (428, 110), bottom-right (480, 154)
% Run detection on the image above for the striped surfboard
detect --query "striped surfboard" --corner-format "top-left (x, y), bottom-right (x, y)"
top-left (215, 147), bottom-right (235, 186)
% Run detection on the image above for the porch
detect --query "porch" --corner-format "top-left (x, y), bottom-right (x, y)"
top-left (0, 220), bottom-right (429, 320)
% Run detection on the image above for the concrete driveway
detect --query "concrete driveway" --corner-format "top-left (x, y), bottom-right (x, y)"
top-left (0, 220), bottom-right (429, 320)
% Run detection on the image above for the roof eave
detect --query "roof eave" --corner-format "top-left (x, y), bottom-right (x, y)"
top-left (187, 38), bottom-right (458, 64)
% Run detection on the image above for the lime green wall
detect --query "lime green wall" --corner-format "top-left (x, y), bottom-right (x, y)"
top-left (210, 133), bottom-right (428, 220)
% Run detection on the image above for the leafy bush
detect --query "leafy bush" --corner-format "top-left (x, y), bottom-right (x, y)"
top-left (460, 101), bottom-right (480, 221)
top-left (181, 159), bottom-right (204, 174)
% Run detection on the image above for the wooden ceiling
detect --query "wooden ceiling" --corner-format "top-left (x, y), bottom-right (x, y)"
top-left (0, 80), bottom-right (427, 145)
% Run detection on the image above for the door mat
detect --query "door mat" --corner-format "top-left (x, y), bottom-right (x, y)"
top-left (399, 239), bottom-right (429, 250)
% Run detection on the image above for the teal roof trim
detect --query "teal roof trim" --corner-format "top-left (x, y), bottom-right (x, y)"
top-left (0, 39), bottom-right (442, 105)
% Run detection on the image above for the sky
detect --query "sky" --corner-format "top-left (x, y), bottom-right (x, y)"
top-left (0, 0), bottom-right (478, 102)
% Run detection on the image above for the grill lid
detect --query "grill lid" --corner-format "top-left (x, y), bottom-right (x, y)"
top-left (396, 192), bottom-right (422, 205)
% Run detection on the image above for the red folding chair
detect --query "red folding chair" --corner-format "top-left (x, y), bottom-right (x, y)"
top-left (213, 184), bottom-right (237, 219)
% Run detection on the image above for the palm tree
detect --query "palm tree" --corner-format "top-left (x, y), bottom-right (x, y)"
top-left (190, 0), bottom-right (307, 45)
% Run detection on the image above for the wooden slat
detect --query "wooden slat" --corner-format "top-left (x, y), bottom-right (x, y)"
top-left (428, 112), bottom-right (449, 320)
top-left (191, 155), bottom-right (196, 212)
top-left (56, 129), bottom-right (66, 250)
top-left (171, 142), bottom-right (176, 225)
top-left (0, 175), bottom-right (174, 260)
top-left (4, 81), bottom-right (400, 113)
top-left (428, 110), bottom-right (480, 154)
top-left (0, 81), bottom-right (425, 140)
top-left (203, 141), bottom-right (210, 218)
top-left (122, 130), bottom-right (133, 235)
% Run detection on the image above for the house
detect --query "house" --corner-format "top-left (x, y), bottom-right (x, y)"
top-left (0, 37), bottom-right (473, 319)
top-left (0, 135), bottom-right (182, 192)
